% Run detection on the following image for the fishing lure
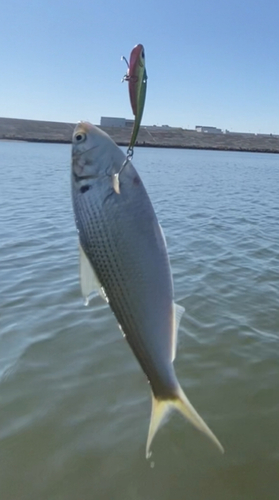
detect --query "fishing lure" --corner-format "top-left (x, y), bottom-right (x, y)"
top-left (113, 44), bottom-right (147, 194)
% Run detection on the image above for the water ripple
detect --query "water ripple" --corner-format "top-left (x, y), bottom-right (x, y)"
top-left (0, 143), bottom-right (279, 500)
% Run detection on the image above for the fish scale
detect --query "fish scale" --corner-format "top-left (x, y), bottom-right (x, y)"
top-left (71, 122), bottom-right (224, 457)
top-left (73, 171), bottom-right (177, 397)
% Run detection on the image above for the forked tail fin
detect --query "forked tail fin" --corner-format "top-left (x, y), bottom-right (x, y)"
top-left (146, 385), bottom-right (224, 458)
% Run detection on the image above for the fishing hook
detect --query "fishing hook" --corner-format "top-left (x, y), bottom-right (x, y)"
top-left (112, 146), bottom-right (134, 195)
top-left (121, 55), bottom-right (130, 82)
top-left (121, 55), bottom-right (129, 68)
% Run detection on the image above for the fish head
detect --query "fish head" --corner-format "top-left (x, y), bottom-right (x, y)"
top-left (71, 121), bottom-right (125, 186)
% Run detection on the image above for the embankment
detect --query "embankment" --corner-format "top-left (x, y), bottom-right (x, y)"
top-left (1, 117), bottom-right (278, 153)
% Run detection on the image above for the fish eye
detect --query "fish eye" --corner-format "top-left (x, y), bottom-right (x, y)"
top-left (74, 132), bottom-right (86, 143)
top-left (142, 50), bottom-right (145, 58)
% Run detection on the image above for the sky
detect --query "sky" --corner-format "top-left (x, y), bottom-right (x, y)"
top-left (1, 0), bottom-right (279, 134)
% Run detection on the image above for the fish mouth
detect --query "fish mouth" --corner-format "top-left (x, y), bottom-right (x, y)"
top-left (73, 172), bottom-right (97, 182)
top-left (72, 144), bottom-right (98, 160)
top-left (72, 144), bottom-right (99, 182)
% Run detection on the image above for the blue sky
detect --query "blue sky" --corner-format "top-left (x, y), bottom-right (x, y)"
top-left (1, 0), bottom-right (278, 133)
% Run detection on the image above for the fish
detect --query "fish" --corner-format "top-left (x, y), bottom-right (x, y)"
top-left (71, 121), bottom-right (224, 457)
top-left (123, 43), bottom-right (147, 152)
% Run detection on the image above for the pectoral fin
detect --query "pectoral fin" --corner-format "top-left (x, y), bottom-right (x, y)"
top-left (79, 243), bottom-right (107, 304)
top-left (171, 302), bottom-right (185, 361)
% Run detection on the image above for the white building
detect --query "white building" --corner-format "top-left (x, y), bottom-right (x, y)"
top-left (195, 126), bottom-right (222, 134)
top-left (100, 117), bottom-right (137, 128)
top-left (100, 117), bottom-right (126, 127)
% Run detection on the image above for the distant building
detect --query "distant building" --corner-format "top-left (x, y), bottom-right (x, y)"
top-left (195, 126), bottom-right (222, 134)
top-left (125, 119), bottom-right (134, 127)
top-left (100, 117), bottom-right (176, 130)
top-left (100, 117), bottom-right (126, 127)
top-left (225, 129), bottom-right (256, 137)
top-left (100, 117), bottom-right (136, 128)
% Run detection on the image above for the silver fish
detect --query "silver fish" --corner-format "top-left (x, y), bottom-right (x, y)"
top-left (71, 121), bottom-right (224, 457)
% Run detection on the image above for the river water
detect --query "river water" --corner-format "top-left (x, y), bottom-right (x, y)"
top-left (0, 141), bottom-right (278, 500)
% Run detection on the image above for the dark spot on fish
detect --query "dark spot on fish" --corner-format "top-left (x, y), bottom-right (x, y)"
top-left (80, 185), bottom-right (90, 194)
top-left (133, 176), bottom-right (140, 185)
top-left (142, 50), bottom-right (145, 58)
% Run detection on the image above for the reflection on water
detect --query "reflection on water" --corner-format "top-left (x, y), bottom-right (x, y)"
top-left (0, 142), bottom-right (278, 500)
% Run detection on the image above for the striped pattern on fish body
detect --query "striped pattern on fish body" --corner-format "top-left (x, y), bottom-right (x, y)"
top-left (71, 122), bottom-right (224, 457)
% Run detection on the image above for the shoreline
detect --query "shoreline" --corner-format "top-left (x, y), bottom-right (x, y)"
top-left (1, 135), bottom-right (279, 154)
top-left (1, 117), bottom-right (279, 154)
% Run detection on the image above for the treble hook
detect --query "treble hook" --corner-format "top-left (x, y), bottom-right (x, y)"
top-left (121, 55), bottom-right (130, 82)
top-left (121, 55), bottom-right (129, 68)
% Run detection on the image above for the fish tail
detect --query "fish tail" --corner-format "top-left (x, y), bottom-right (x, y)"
top-left (146, 385), bottom-right (224, 458)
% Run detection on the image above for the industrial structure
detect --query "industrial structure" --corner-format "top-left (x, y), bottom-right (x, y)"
top-left (100, 117), bottom-right (133, 128)
top-left (100, 118), bottom-right (225, 135)
top-left (195, 126), bottom-right (223, 134)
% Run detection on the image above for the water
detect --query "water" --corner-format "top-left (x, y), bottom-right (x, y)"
top-left (0, 141), bottom-right (279, 500)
